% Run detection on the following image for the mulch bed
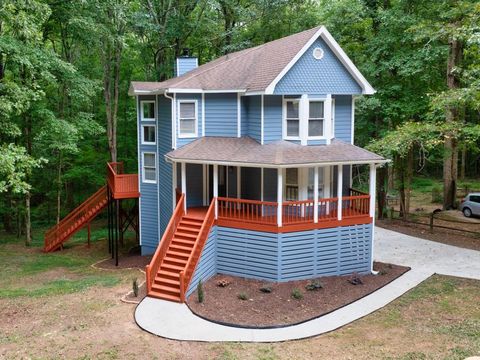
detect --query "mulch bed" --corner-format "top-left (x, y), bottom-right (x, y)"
top-left (94, 254), bottom-right (152, 270)
top-left (377, 219), bottom-right (480, 251)
top-left (187, 262), bottom-right (409, 328)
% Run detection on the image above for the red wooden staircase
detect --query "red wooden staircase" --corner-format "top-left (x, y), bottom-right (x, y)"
top-left (146, 195), bottom-right (215, 302)
top-left (44, 186), bottom-right (108, 252)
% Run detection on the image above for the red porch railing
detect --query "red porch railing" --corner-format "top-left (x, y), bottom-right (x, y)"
top-left (179, 198), bottom-right (216, 302)
top-left (107, 162), bottom-right (139, 199)
top-left (145, 193), bottom-right (185, 294)
top-left (216, 192), bottom-right (370, 232)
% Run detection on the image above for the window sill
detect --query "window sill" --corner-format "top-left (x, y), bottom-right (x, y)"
top-left (178, 134), bottom-right (198, 139)
top-left (142, 179), bottom-right (157, 184)
top-left (141, 118), bottom-right (155, 122)
top-left (141, 142), bottom-right (156, 146)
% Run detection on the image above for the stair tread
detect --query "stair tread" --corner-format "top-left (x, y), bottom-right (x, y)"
top-left (169, 244), bottom-right (194, 252)
top-left (172, 238), bottom-right (195, 245)
top-left (160, 263), bottom-right (184, 271)
top-left (148, 291), bottom-right (181, 302)
top-left (164, 256), bottom-right (188, 265)
top-left (180, 220), bottom-right (203, 227)
top-left (157, 270), bottom-right (180, 278)
top-left (154, 277), bottom-right (180, 286)
top-left (151, 284), bottom-right (180, 293)
top-left (175, 231), bottom-right (197, 239)
top-left (177, 226), bottom-right (200, 233)
top-left (166, 250), bottom-right (191, 258)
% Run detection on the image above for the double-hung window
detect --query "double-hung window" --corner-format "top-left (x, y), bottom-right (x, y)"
top-left (142, 125), bottom-right (156, 145)
top-left (141, 101), bottom-right (155, 121)
top-left (178, 101), bottom-right (197, 137)
top-left (142, 152), bottom-right (157, 183)
top-left (285, 100), bottom-right (300, 138)
top-left (308, 101), bottom-right (324, 137)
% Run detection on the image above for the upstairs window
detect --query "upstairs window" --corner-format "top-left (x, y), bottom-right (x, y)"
top-left (141, 101), bottom-right (155, 121)
top-left (142, 152), bottom-right (156, 183)
top-left (308, 101), bottom-right (324, 137)
top-left (285, 100), bottom-right (300, 138)
top-left (142, 125), bottom-right (156, 145)
top-left (178, 101), bottom-right (197, 137)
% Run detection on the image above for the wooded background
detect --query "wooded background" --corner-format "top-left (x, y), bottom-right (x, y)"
top-left (1, 0), bottom-right (479, 244)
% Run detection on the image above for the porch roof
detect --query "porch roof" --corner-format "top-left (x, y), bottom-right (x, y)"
top-left (165, 137), bottom-right (386, 168)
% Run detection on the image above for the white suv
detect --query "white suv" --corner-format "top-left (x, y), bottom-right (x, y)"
top-left (459, 193), bottom-right (480, 218)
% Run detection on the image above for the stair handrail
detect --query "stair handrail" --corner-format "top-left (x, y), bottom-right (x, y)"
top-left (44, 185), bottom-right (108, 251)
top-left (145, 193), bottom-right (185, 295)
top-left (179, 198), bottom-right (216, 302)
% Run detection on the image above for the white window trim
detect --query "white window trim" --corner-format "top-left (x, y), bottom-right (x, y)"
top-left (140, 100), bottom-right (156, 121)
top-left (142, 152), bottom-right (157, 184)
top-left (282, 98), bottom-right (301, 140)
top-left (307, 99), bottom-right (326, 140)
top-left (141, 124), bottom-right (156, 145)
top-left (177, 99), bottom-right (198, 138)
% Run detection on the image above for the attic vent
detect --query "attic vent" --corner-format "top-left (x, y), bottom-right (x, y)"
top-left (313, 47), bottom-right (324, 60)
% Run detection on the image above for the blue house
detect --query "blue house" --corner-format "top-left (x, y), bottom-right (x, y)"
top-left (129, 26), bottom-right (386, 302)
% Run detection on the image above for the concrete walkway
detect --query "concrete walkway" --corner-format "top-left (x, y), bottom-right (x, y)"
top-left (135, 227), bottom-right (480, 342)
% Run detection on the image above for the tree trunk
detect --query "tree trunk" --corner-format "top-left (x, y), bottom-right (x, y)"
top-left (25, 192), bottom-right (31, 246)
top-left (377, 165), bottom-right (387, 220)
top-left (405, 148), bottom-right (413, 215)
top-left (443, 37), bottom-right (462, 210)
top-left (460, 146), bottom-right (466, 180)
top-left (56, 152), bottom-right (62, 224)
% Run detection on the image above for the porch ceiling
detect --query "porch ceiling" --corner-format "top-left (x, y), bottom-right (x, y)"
top-left (165, 137), bottom-right (387, 167)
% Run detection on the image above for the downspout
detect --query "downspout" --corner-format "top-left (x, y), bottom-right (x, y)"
top-left (164, 90), bottom-right (176, 149)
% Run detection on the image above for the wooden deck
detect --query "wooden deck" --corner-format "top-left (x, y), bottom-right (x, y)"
top-left (107, 162), bottom-right (140, 199)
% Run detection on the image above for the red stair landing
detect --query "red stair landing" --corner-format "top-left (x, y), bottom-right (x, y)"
top-left (150, 215), bottom-right (204, 302)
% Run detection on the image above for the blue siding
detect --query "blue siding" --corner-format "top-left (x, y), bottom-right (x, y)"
top-left (175, 57), bottom-right (197, 77)
top-left (176, 93), bottom-right (202, 148)
top-left (186, 227), bottom-right (217, 297)
top-left (263, 95), bottom-right (282, 143)
top-left (216, 227), bottom-right (279, 281)
top-left (274, 38), bottom-right (362, 95)
top-left (245, 96), bottom-right (261, 142)
top-left (334, 95), bottom-right (353, 143)
top-left (189, 223), bottom-right (372, 282)
top-left (240, 96), bottom-right (248, 137)
top-left (139, 95), bottom-right (159, 255)
top-left (204, 93), bottom-right (238, 137)
top-left (157, 95), bottom-right (174, 253)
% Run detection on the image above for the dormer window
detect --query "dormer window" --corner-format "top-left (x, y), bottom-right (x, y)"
top-left (308, 101), bottom-right (324, 137)
top-left (178, 100), bottom-right (197, 138)
top-left (141, 100), bottom-right (155, 121)
top-left (285, 99), bottom-right (300, 138)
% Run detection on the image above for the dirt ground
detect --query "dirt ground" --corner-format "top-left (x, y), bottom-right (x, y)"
top-left (187, 263), bottom-right (409, 327)
top-left (1, 272), bottom-right (479, 360)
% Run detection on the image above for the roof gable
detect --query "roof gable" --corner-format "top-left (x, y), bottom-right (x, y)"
top-left (129, 26), bottom-right (374, 96)
top-left (273, 37), bottom-right (362, 94)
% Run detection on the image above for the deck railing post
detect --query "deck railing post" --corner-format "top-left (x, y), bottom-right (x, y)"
top-left (337, 165), bottom-right (343, 221)
top-left (277, 169), bottom-right (283, 227)
top-left (369, 163), bottom-right (376, 218)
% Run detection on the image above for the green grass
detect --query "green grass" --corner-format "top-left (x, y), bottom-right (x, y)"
top-left (0, 221), bottom-right (135, 299)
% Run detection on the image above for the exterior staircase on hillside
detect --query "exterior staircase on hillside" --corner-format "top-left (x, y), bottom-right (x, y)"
top-left (150, 215), bottom-right (204, 301)
top-left (44, 185), bottom-right (109, 252)
top-left (146, 195), bottom-right (216, 303)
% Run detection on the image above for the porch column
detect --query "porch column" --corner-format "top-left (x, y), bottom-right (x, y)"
top-left (237, 166), bottom-right (241, 199)
top-left (369, 163), bottom-right (376, 218)
top-left (172, 162), bottom-right (177, 209)
top-left (213, 164), bottom-right (218, 219)
top-left (277, 169), bottom-right (283, 227)
top-left (181, 162), bottom-right (187, 211)
top-left (337, 165), bottom-right (343, 221)
top-left (314, 167), bottom-right (319, 223)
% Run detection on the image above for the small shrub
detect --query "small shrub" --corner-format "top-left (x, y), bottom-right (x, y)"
top-left (132, 278), bottom-right (139, 297)
top-left (216, 279), bottom-right (231, 288)
top-left (379, 269), bottom-right (388, 276)
top-left (431, 185), bottom-right (443, 203)
top-left (291, 288), bottom-right (303, 300)
top-left (348, 274), bottom-right (363, 285)
top-left (259, 285), bottom-right (272, 293)
top-left (305, 280), bottom-right (323, 291)
top-left (197, 280), bottom-right (204, 303)
top-left (237, 292), bottom-right (248, 300)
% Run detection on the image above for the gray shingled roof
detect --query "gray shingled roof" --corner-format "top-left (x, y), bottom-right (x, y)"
top-left (130, 26), bottom-right (321, 94)
top-left (165, 137), bottom-right (386, 167)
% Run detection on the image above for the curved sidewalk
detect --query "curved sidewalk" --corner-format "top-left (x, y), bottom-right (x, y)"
top-left (135, 227), bottom-right (480, 342)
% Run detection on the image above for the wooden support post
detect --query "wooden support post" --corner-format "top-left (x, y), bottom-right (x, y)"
top-left (107, 187), bottom-right (112, 254)
top-left (115, 199), bottom-right (119, 267)
top-left (337, 165), bottom-right (343, 221)
top-left (314, 167), bottom-right (319, 223)
top-left (213, 164), bottom-right (218, 219)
